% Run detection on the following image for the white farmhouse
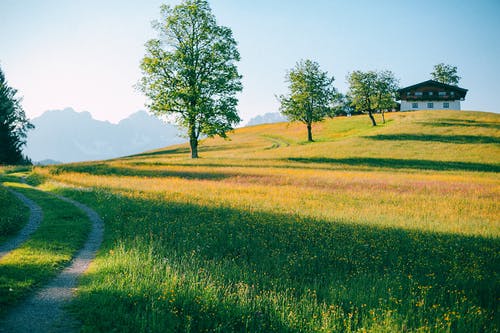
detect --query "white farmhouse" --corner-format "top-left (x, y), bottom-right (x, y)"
top-left (397, 80), bottom-right (468, 111)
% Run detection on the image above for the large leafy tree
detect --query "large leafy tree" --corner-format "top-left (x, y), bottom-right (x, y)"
top-left (347, 70), bottom-right (398, 126)
top-left (279, 59), bottom-right (336, 142)
top-left (0, 66), bottom-right (33, 164)
top-left (431, 63), bottom-right (460, 86)
top-left (139, 0), bottom-right (242, 158)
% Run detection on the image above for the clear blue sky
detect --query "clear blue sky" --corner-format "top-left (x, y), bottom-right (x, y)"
top-left (1, 0), bottom-right (499, 124)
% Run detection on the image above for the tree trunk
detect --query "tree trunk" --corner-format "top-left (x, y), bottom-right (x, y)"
top-left (381, 110), bottom-right (386, 124)
top-left (368, 110), bottom-right (377, 126)
top-left (189, 123), bottom-right (199, 158)
top-left (307, 123), bottom-right (313, 142)
top-left (190, 137), bottom-right (198, 158)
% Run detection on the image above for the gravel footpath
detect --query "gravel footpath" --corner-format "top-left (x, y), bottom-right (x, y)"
top-left (0, 188), bottom-right (43, 260)
top-left (0, 193), bottom-right (104, 333)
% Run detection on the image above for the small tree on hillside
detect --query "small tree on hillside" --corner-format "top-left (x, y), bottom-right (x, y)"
top-left (0, 66), bottom-right (34, 164)
top-left (347, 70), bottom-right (398, 126)
top-left (431, 63), bottom-right (461, 86)
top-left (278, 59), bottom-right (336, 142)
top-left (347, 70), bottom-right (378, 126)
top-left (373, 70), bottom-right (399, 124)
top-left (138, 0), bottom-right (242, 158)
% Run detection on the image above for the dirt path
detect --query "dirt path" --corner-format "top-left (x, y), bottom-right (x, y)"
top-left (0, 193), bottom-right (104, 333)
top-left (0, 189), bottom-right (43, 260)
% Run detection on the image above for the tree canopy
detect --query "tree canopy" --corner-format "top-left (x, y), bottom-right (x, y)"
top-left (0, 66), bottom-right (33, 164)
top-left (138, 0), bottom-right (242, 158)
top-left (431, 63), bottom-right (461, 86)
top-left (278, 59), bottom-right (336, 142)
top-left (347, 70), bottom-right (398, 126)
top-left (373, 70), bottom-right (399, 124)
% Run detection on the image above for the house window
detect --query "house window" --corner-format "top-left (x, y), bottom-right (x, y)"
top-left (412, 103), bottom-right (418, 108)
top-left (443, 102), bottom-right (450, 108)
top-left (406, 92), bottom-right (411, 96)
top-left (427, 102), bottom-right (434, 108)
top-left (415, 92), bottom-right (423, 96)
top-left (450, 91), bottom-right (455, 97)
top-left (428, 91), bottom-right (434, 96)
top-left (438, 91), bottom-right (446, 96)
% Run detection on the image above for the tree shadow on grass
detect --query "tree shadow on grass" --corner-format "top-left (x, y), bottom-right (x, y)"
top-left (288, 157), bottom-right (500, 172)
top-left (126, 147), bottom-right (191, 158)
top-left (127, 143), bottom-right (250, 159)
top-left (420, 118), bottom-right (500, 130)
top-left (62, 189), bottom-right (500, 332)
top-left (49, 163), bottom-right (234, 181)
top-left (366, 133), bottom-right (500, 144)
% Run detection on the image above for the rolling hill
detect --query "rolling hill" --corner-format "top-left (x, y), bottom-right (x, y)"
top-left (6, 110), bottom-right (500, 332)
top-left (126, 109), bottom-right (500, 172)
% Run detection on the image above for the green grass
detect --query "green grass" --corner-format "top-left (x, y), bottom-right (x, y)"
top-left (30, 110), bottom-right (500, 332)
top-left (0, 184), bottom-right (29, 245)
top-left (0, 179), bottom-right (91, 316)
top-left (54, 188), bottom-right (499, 332)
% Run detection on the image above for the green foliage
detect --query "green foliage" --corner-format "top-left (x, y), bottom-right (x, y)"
top-left (373, 71), bottom-right (399, 123)
top-left (331, 93), bottom-right (359, 117)
top-left (0, 66), bottom-right (34, 164)
top-left (138, 0), bottom-right (242, 158)
top-left (431, 63), bottom-right (461, 86)
top-left (347, 70), bottom-right (399, 126)
top-left (279, 59), bottom-right (336, 141)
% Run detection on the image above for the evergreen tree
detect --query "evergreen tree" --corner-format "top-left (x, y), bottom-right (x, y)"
top-left (0, 66), bottom-right (34, 164)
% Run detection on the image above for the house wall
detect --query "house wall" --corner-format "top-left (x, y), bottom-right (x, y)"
top-left (400, 100), bottom-right (461, 111)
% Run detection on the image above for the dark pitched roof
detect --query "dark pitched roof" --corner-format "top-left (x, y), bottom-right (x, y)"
top-left (398, 80), bottom-right (467, 93)
top-left (398, 80), bottom-right (467, 100)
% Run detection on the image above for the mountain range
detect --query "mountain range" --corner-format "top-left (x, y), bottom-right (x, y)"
top-left (245, 112), bottom-right (287, 126)
top-left (24, 108), bottom-right (185, 163)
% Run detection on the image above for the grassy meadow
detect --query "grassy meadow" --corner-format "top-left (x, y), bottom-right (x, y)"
top-left (16, 110), bottom-right (500, 331)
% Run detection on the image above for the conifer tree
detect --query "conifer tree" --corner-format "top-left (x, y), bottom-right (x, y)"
top-left (0, 66), bottom-right (33, 164)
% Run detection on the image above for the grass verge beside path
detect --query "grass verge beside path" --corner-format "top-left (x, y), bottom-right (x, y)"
top-left (0, 186), bottom-right (29, 245)
top-left (0, 181), bottom-right (91, 317)
top-left (57, 187), bottom-right (499, 333)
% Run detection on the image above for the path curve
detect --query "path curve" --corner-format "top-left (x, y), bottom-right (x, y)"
top-left (0, 193), bottom-right (104, 333)
top-left (0, 188), bottom-right (43, 260)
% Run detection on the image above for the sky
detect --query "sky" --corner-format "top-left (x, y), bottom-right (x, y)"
top-left (1, 0), bottom-right (499, 125)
